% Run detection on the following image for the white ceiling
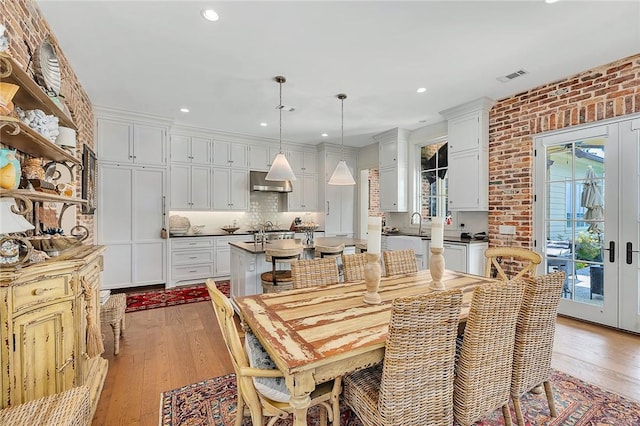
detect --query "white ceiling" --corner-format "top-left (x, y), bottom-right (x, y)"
top-left (36, 1), bottom-right (640, 148)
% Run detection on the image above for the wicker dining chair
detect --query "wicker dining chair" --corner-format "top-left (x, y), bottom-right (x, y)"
top-left (511, 271), bottom-right (566, 426)
top-left (290, 257), bottom-right (340, 289)
top-left (341, 252), bottom-right (368, 282)
top-left (205, 279), bottom-right (341, 426)
top-left (343, 290), bottom-right (463, 426)
top-left (383, 249), bottom-right (418, 276)
top-left (484, 247), bottom-right (542, 280)
top-left (454, 280), bottom-right (525, 426)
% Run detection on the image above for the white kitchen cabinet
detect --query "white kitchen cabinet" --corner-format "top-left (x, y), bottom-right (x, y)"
top-left (425, 240), bottom-right (488, 275)
top-left (97, 118), bottom-right (167, 166)
top-left (212, 140), bottom-right (248, 168)
top-left (249, 144), bottom-right (280, 171)
top-left (288, 174), bottom-right (318, 212)
top-left (375, 128), bottom-right (410, 212)
top-left (215, 235), bottom-right (247, 277)
top-left (169, 237), bottom-right (215, 287)
top-left (169, 164), bottom-right (211, 210)
top-left (230, 246), bottom-right (271, 301)
top-left (288, 149), bottom-right (318, 175)
top-left (170, 134), bottom-right (211, 164)
top-left (98, 164), bottom-right (166, 288)
top-left (212, 168), bottom-right (248, 210)
top-left (440, 97), bottom-right (495, 211)
top-left (322, 150), bottom-right (356, 237)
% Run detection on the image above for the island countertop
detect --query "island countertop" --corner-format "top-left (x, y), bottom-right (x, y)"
top-left (229, 237), bottom-right (367, 254)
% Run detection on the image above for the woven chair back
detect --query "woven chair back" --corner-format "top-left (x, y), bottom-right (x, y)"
top-left (341, 253), bottom-right (368, 282)
top-left (290, 257), bottom-right (340, 289)
top-left (378, 290), bottom-right (463, 425)
top-left (454, 280), bottom-right (525, 426)
top-left (484, 247), bottom-right (542, 280)
top-left (383, 249), bottom-right (418, 276)
top-left (510, 271), bottom-right (565, 425)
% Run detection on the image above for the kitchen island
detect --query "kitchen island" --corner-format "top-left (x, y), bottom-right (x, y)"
top-left (229, 237), bottom-right (366, 302)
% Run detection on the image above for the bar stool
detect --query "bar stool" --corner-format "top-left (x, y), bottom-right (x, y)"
top-left (315, 243), bottom-right (345, 281)
top-left (100, 293), bottom-right (126, 355)
top-left (261, 246), bottom-right (303, 293)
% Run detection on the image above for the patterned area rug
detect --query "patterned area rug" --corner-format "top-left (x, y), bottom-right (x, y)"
top-left (160, 370), bottom-right (640, 425)
top-left (125, 281), bottom-right (229, 313)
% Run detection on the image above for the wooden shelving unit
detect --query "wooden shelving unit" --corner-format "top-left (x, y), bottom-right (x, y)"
top-left (0, 189), bottom-right (86, 206)
top-left (0, 52), bottom-right (76, 129)
top-left (0, 117), bottom-right (79, 164)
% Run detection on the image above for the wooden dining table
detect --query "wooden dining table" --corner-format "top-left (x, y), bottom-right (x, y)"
top-left (234, 269), bottom-right (497, 426)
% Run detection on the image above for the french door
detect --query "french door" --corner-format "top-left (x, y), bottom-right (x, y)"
top-left (534, 115), bottom-right (640, 332)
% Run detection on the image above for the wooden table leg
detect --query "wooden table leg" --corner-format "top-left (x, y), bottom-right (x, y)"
top-left (287, 371), bottom-right (315, 426)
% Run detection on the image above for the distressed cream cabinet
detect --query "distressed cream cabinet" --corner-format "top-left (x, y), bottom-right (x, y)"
top-left (0, 246), bottom-right (107, 417)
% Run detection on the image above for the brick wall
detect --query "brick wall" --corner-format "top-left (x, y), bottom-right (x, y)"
top-left (1, 0), bottom-right (95, 241)
top-left (367, 167), bottom-right (386, 223)
top-left (488, 53), bottom-right (640, 248)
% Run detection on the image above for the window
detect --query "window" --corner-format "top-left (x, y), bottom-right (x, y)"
top-left (418, 140), bottom-right (448, 219)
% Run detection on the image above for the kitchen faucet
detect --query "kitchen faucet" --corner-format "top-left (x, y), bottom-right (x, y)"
top-left (411, 212), bottom-right (423, 235)
top-left (264, 221), bottom-right (274, 231)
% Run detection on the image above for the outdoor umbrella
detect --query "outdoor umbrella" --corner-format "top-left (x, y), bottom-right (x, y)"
top-left (581, 165), bottom-right (604, 233)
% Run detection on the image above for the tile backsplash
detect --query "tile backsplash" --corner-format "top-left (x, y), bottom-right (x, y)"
top-left (170, 192), bottom-right (321, 233)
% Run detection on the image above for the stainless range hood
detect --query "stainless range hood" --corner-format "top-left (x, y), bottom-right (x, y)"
top-left (250, 170), bottom-right (292, 192)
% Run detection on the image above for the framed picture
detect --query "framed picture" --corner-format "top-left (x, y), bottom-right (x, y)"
top-left (81, 144), bottom-right (96, 214)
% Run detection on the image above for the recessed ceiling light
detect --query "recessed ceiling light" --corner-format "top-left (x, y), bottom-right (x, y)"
top-left (321, 133), bottom-right (328, 137)
top-left (416, 87), bottom-right (427, 93)
top-left (545, 0), bottom-right (559, 3)
top-left (201, 9), bottom-right (219, 21)
top-left (180, 107), bottom-right (189, 113)
top-left (260, 122), bottom-right (268, 127)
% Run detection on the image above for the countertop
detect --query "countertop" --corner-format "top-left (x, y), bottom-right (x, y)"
top-left (230, 237), bottom-right (366, 254)
top-left (170, 229), bottom-right (326, 238)
top-left (383, 233), bottom-right (489, 245)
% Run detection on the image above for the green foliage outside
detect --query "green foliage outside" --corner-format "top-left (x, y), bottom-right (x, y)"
top-left (575, 231), bottom-right (602, 269)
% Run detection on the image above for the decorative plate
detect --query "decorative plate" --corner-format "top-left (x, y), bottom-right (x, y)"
top-left (34, 38), bottom-right (61, 96)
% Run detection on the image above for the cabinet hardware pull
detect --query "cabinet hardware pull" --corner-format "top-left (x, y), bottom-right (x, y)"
top-left (33, 287), bottom-right (53, 296)
top-left (57, 356), bottom-right (74, 372)
top-left (188, 256), bottom-right (197, 259)
top-left (188, 270), bottom-right (197, 273)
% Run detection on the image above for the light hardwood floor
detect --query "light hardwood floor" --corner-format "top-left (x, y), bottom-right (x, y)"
top-left (92, 301), bottom-right (640, 425)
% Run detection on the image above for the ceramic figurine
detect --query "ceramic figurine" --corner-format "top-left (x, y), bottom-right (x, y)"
top-left (0, 24), bottom-right (8, 52)
top-left (0, 148), bottom-right (20, 189)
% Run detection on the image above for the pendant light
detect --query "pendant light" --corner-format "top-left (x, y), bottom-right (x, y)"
top-left (266, 76), bottom-right (296, 181)
top-left (328, 93), bottom-right (356, 185)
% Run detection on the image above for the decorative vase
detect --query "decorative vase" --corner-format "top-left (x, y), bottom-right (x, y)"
top-left (363, 252), bottom-right (382, 304)
top-left (0, 82), bottom-right (19, 115)
top-left (22, 158), bottom-right (45, 180)
top-left (0, 148), bottom-right (20, 189)
top-left (429, 247), bottom-right (446, 291)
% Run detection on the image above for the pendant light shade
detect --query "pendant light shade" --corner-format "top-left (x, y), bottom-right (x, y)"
top-left (328, 93), bottom-right (356, 186)
top-left (266, 76), bottom-right (296, 181)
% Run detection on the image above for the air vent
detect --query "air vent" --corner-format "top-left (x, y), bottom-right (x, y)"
top-left (497, 69), bottom-right (528, 83)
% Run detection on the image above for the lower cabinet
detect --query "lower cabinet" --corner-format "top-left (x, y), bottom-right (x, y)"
top-left (230, 245), bottom-right (271, 301)
top-left (169, 236), bottom-right (246, 287)
top-left (425, 241), bottom-right (488, 275)
top-left (0, 246), bottom-right (108, 418)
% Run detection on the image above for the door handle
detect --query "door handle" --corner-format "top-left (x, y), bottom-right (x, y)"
top-left (627, 242), bottom-right (639, 265)
top-left (603, 241), bottom-right (615, 262)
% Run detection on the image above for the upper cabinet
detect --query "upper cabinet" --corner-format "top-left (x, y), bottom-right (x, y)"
top-left (212, 140), bottom-right (248, 168)
top-left (375, 128), bottom-right (410, 212)
top-left (170, 134), bottom-right (211, 165)
top-left (97, 118), bottom-right (167, 166)
top-left (288, 149), bottom-right (317, 175)
top-left (440, 97), bottom-right (495, 211)
top-left (248, 144), bottom-right (279, 171)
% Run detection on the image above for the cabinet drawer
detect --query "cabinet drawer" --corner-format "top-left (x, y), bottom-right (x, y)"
top-left (171, 250), bottom-right (214, 265)
top-left (171, 238), bottom-right (214, 250)
top-left (12, 274), bottom-right (73, 313)
top-left (215, 236), bottom-right (245, 247)
top-left (171, 264), bottom-right (215, 281)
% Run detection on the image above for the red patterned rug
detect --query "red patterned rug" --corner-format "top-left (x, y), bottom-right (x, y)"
top-left (160, 370), bottom-right (640, 425)
top-left (125, 281), bottom-right (229, 313)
